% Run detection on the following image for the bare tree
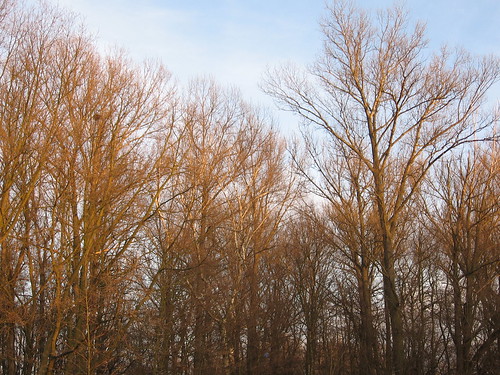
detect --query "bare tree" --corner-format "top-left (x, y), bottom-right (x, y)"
top-left (424, 145), bottom-right (499, 375)
top-left (0, 3), bottom-right (67, 373)
top-left (227, 118), bottom-right (294, 375)
top-left (285, 208), bottom-right (336, 375)
top-left (263, 1), bottom-right (499, 373)
top-left (2, 1), bottom-right (498, 374)
top-left (0, 2), bottom-right (176, 374)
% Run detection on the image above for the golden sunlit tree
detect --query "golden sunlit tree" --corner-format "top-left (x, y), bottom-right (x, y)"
top-left (263, 1), bottom-right (499, 373)
top-left (0, 1), bottom-right (176, 374)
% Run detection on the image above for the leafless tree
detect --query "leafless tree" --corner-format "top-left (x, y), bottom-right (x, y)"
top-left (263, 1), bottom-right (499, 373)
top-left (423, 145), bottom-right (499, 374)
top-left (0, 1), bottom-right (176, 373)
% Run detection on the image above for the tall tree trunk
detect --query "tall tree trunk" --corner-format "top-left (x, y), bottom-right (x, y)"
top-left (373, 166), bottom-right (405, 375)
top-left (246, 254), bottom-right (259, 375)
top-left (381, 235), bottom-right (404, 375)
top-left (359, 264), bottom-right (377, 375)
top-left (193, 267), bottom-right (206, 375)
top-left (157, 272), bottom-right (174, 374)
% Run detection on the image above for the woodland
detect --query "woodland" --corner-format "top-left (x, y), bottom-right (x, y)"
top-left (0, 0), bottom-right (498, 374)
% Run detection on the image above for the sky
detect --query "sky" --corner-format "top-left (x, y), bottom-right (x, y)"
top-left (52, 0), bottom-right (500, 132)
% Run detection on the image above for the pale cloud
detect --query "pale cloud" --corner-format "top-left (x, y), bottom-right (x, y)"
top-left (56, 0), bottom-right (198, 59)
top-left (53, 0), bottom-right (323, 108)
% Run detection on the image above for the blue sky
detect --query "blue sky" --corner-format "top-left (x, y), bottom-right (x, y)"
top-left (54, 0), bottom-right (499, 130)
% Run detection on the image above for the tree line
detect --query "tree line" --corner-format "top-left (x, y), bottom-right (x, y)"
top-left (0, 1), bottom-right (498, 374)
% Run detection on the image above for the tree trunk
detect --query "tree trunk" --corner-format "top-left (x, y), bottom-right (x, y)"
top-left (381, 236), bottom-right (405, 375)
top-left (373, 165), bottom-right (405, 375)
top-left (359, 264), bottom-right (377, 375)
top-left (246, 255), bottom-right (259, 375)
